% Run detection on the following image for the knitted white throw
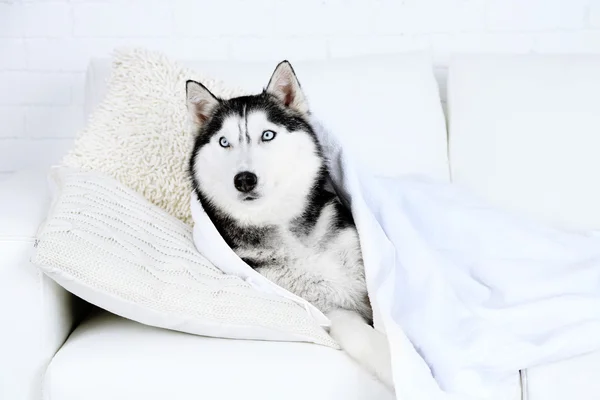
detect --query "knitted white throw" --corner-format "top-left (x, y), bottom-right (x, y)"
top-left (32, 167), bottom-right (337, 348)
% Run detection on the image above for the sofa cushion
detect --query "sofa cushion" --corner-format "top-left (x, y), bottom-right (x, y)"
top-left (525, 351), bottom-right (600, 400)
top-left (44, 311), bottom-right (394, 400)
top-left (448, 54), bottom-right (600, 231)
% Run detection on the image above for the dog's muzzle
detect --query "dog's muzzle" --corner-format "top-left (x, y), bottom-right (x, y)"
top-left (234, 171), bottom-right (257, 193)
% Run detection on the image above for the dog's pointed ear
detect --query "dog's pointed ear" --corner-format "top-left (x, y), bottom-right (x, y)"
top-left (186, 80), bottom-right (220, 126)
top-left (266, 61), bottom-right (308, 114)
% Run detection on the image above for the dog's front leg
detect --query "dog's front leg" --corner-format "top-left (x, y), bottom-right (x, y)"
top-left (327, 309), bottom-right (395, 390)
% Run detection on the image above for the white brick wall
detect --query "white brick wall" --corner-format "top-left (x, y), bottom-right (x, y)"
top-left (1, 0), bottom-right (600, 172)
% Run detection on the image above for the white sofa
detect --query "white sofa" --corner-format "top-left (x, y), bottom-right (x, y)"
top-left (3, 54), bottom-right (600, 400)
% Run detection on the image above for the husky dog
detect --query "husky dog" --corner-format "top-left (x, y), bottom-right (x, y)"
top-left (187, 61), bottom-right (393, 388)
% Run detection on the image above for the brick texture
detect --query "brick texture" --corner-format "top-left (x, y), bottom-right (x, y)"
top-left (1, 0), bottom-right (599, 172)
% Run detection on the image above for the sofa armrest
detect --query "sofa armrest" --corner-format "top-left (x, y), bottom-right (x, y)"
top-left (0, 169), bottom-right (87, 400)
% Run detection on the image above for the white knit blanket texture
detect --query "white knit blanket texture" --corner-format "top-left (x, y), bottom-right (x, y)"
top-left (32, 167), bottom-right (337, 347)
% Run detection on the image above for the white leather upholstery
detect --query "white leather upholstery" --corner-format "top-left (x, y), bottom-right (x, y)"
top-left (0, 169), bottom-right (83, 400)
top-left (45, 311), bottom-right (394, 400)
top-left (448, 54), bottom-right (600, 232)
top-left (85, 55), bottom-right (450, 181)
top-left (23, 53), bottom-right (600, 400)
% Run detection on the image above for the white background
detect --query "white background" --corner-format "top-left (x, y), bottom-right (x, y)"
top-left (1, 0), bottom-right (600, 172)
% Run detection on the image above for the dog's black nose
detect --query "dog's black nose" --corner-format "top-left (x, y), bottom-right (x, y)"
top-left (234, 172), bottom-right (257, 193)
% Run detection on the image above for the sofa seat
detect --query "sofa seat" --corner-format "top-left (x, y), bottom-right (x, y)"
top-left (524, 351), bottom-right (600, 400)
top-left (44, 310), bottom-right (394, 400)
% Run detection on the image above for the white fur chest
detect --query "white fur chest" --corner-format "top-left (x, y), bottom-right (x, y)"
top-left (251, 215), bottom-right (371, 319)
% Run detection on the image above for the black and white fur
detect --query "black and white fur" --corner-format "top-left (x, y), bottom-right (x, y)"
top-left (187, 61), bottom-right (393, 389)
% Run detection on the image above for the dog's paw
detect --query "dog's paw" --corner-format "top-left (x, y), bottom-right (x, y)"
top-left (326, 309), bottom-right (370, 355)
top-left (326, 309), bottom-right (395, 390)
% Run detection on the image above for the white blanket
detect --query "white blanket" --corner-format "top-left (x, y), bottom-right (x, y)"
top-left (192, 118), bottom-right (600, 399)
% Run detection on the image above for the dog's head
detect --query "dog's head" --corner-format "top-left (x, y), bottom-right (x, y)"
top-left (188, 61), bottom-right (325, 225)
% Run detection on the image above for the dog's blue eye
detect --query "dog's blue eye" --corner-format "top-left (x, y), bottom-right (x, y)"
top-left (262, 130), bottom-right (276, 142)
top-left (219, 137), bottom-right (229, 148)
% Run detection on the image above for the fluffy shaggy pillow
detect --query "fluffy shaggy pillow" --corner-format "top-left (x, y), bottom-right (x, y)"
top-left (32, 167), bottom-right (337, 348)
top-left (62, 47), bottom-right (249, 225)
